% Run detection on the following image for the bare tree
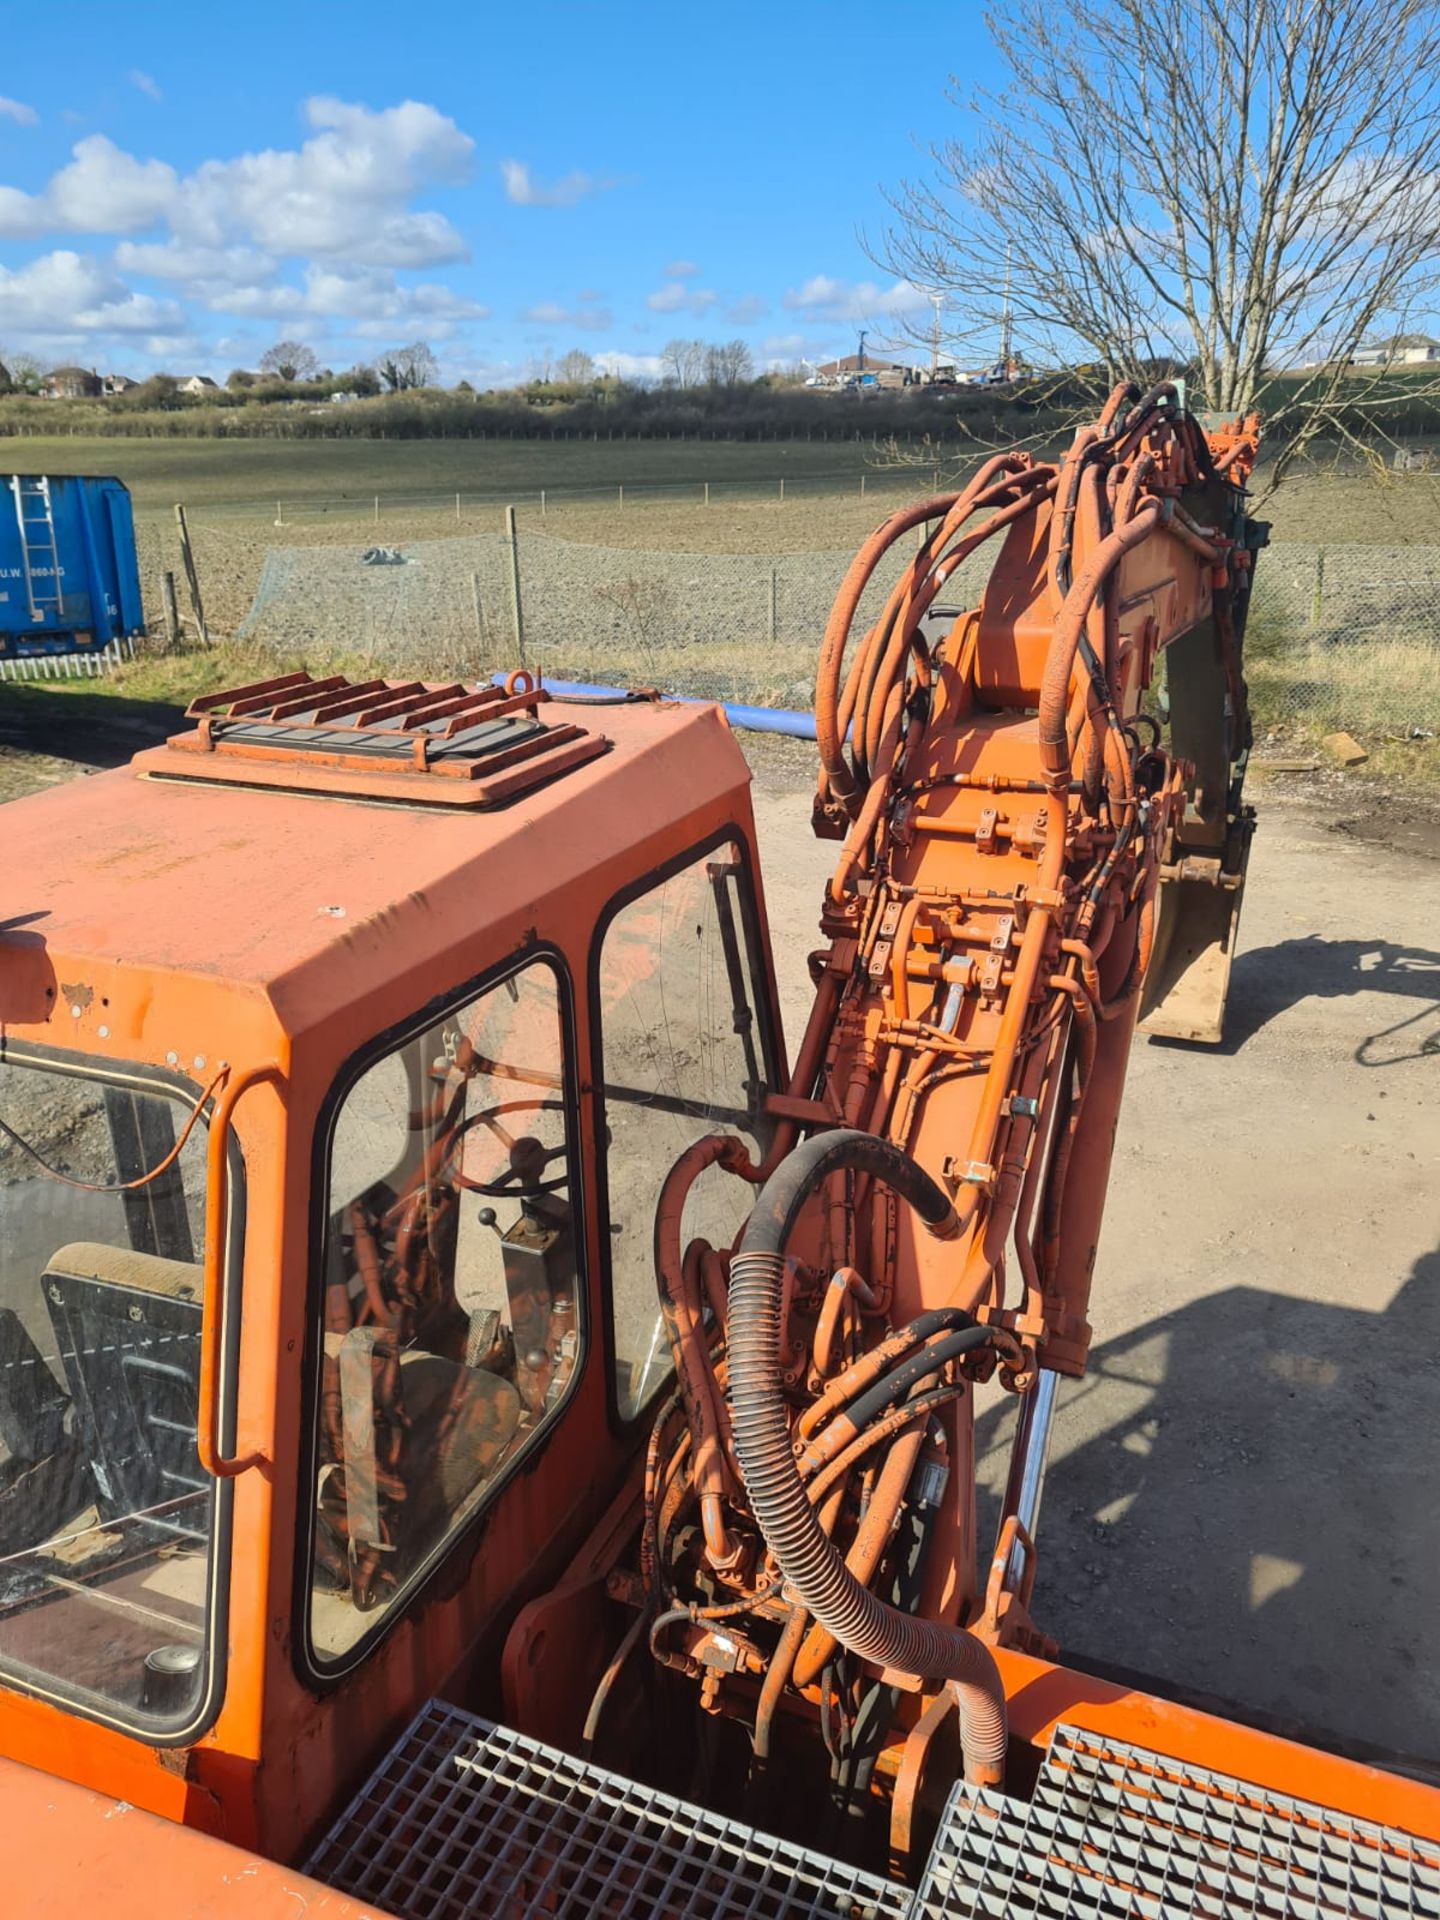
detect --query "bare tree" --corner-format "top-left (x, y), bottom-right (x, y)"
top-left (377, 342), bottom-right (440, 391)
top-left (555, 348), bottom-right (596, 383)
top-left (2, 350), bottom-right (43, 394)
top-left (661, 338), bottom-right (707, 388)
top-left (705, 339), bottom-right (754, 387)
top-left (259, 340), bottom-right (320, 383)
top-left (883, 0), bottom-right (1440, 480)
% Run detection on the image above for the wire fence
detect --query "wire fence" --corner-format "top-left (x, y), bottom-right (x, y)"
top-left (137, 467), bottom-right (901, 526)
top-left (227, 527), bottom-right (1440, 742)
top-left (1243, 544), bottom-right (1440, 740)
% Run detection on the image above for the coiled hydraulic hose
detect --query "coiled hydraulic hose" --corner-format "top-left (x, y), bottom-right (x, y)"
top-left (727, 1129), bottom-right (1009, 1788)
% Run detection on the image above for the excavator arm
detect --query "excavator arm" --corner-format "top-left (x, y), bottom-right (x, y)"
top-left (615, 384), bottom-right (1269, 1843)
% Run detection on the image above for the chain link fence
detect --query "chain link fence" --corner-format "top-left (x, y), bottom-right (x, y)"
top-left (233, 531), bottom-right (1440, 742)
top-left (237, 526), bottom-right (1000, 708)
top-left (1243, 544), bottom-right (1440, 740)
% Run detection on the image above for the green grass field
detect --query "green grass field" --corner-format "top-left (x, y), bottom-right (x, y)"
top-left (8, 430), bottom-right (1440, 545)
top-left (4, 434), bottom-right (886, 517)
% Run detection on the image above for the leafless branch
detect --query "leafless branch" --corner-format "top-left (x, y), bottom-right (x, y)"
top-left (878, 0), bottom-right (1440, 487)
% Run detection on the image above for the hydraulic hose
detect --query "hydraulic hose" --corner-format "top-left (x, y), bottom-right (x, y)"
top-left (798, 1324), bottom-right (992, 1476)
top-left (653, 1135), bottom-right (761, 1570)
top-left (728, 1130), bottom-right (1008, 1788)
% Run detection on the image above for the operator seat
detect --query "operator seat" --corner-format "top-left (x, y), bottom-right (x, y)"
top-left (41, 1241), bottom-right (207, 1538)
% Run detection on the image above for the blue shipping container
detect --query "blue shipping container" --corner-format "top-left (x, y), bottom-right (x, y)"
top-left (0, 473), bottom-right (145, 659)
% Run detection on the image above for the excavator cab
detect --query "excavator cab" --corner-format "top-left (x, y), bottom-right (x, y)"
top-left (0, 673), bottom-right (784, 1859)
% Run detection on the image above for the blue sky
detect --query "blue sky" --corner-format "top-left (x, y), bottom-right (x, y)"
top-left (0, 0), bottom-right (1000, 385)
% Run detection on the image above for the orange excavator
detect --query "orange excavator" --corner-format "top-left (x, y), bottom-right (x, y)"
top-left (0, 384), bottom-right (1433, 1915)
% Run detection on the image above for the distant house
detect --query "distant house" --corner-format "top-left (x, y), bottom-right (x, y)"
top-left (101, 373), bottom-right (137, 396)
top-left (815, 353), bottom-right (915, 382)
top-left (1351, 333), bottom-right (1440, 367)
top-left (176, 374), bottom-right (220, 396)
top-left (40, 366), bottom-right (102, 399)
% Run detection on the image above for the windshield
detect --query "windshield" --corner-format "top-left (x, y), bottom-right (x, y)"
top-left (597, 843), bottom-right (774, 1420)
top-left (0, 1050), bottom-right (220, 1734)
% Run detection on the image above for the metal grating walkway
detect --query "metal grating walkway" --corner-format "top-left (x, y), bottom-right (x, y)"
top-left (306, 1698), bottom-right (910, 1920)
top-left (915, 1723), bottom-right (1440, 1920)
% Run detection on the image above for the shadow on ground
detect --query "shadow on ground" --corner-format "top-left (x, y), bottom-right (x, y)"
top-left (0, 688), bottom-right (184, 772)
top-left (1175, 932), bottom-right (1440, 1063)
top-left (977, 1248), bottom-right (1440, 1760)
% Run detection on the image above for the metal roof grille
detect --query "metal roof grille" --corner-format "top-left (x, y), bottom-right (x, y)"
top-left (306, 1698), bottom-right (910, 1920)
top-left (914, 1723), bottom-right (1440, 1920)
top-left (139, 670), bottom-right (611, 808)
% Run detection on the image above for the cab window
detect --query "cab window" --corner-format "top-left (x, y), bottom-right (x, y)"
top-left (0, 1050), bottom-right (228, 1737)
top-left (307, 957), bottom-right (579, 1666)
top-left (596, 842), bottom-right (775, 1420)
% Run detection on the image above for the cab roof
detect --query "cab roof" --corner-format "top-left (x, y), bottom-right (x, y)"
top-left (0, 686), bottom-right (752, 1046)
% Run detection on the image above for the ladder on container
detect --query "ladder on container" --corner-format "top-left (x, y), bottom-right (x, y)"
top-left (8, 475), bottom-right (62, 623)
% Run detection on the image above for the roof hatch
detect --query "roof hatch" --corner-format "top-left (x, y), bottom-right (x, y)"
top-left (131, 669), bottom-right (611, 809)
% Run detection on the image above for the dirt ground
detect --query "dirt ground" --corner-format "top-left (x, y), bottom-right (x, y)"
top-left (3, 707), bottom-right (1437, 1770)
top-left (749, 738), bottom-right (1440, 1767)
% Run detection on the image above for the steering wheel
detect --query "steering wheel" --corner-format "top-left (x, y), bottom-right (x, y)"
top-left (448, 1099), bottom-right (569, 1196)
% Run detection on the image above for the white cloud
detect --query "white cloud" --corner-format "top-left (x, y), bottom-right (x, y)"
top-left (0, 250), bottom-right (184, 337)
top-left (0, 97), bottom-right (37, 127)
top-left (448, 353), bottom-right (531, 389)
top-left (524, 299), bottom-right (612, 333)
top-left (207, 263), bottom-right (488, 337)
top-left (782, 275), bottom-right (929, 322)
top-left (55, 137), bottom-right (179, 232)
top-left (115, 239), bottom-right (275, 284)
top-left (0, 99), bottom-right (473, 269)
top-left (726, 294), bottom-right (768, 324)
top-left (645, 275), bottom-right (764, 324)
top-left (500, 159), bottom-right (614, 208)
top-left (646, 280), bottom-right (717, 316)
top-left (595, 350), bottom-right (663, 381)
top-left (129, 70), bottom-right (163, 103)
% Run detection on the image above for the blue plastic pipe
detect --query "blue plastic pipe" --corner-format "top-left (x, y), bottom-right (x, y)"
top-left (491, 673), bottom-right (817, 740)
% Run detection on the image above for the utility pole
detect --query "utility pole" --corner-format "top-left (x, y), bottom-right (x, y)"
top-left (1000, 243), bottom-right (1013, 375)
top-left (928, 292), bottom-right (943, 382)
top-left (857, 327), bottom-right (868, 375)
